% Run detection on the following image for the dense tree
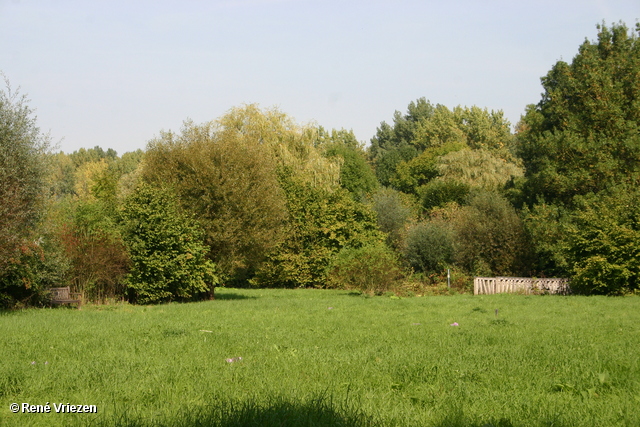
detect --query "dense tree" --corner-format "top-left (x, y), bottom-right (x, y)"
top-left (563, 187), bottom-right (640, 295)
top-left (516, 22), bottom-right (640, 206)
top-left (404, 221), bottom-right (454, 273)
top-left (0, 79), bottom-right (50, 274)
top-left (143, 119), bottom-right (288, 283)
top-left (253, 171), bottom-right (383, 288)
top-left (451, 191), bottom-right (530, 276)
top-left (435, 149), bottom-right (523, 191)
top-left (369, 187), bottom-right (414, 249)
top-left (320, 128), bottom-right (378, 198)
top-left (369, 99), bottom-right (513, 185)
top-left (512, 22), bottom-right (640, 292)
top-left (120, 185), bottom-right (218, 303)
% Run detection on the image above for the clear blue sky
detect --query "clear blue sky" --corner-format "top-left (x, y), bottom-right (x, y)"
top-left (1, 0), bottom-right (638, 154)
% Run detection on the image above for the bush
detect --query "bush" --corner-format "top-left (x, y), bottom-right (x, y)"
top-left (58, 199), bottom-right (130, 302)
top-left (369, 187), bottom-right (413, 249)
top-left (451, 191), bottom-right (529, 276)
top-left (253, 175), bottom-right (383, 289)
top-left (327, 243), bottom-right (404, 295)
top-left (404, 221), bottom-right (454, 273)
top-left (0, 238), bottom-right (68, 309)
top-left (564, 189), bottom-right (640, 295)
top-left (120, 185), bottom-right (218, 304)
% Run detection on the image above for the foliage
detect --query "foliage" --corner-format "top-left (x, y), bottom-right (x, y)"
top-left (563, 188), bottom-right (640, 295)
top-left (435, 148), bottom-right (523, 191)
top-left (56, 199), bottom-right (129, 302)
top-left (420, 180), bottom-right (470, 211)
top-left (368, 187), bottom-right (414, 249)
top-left (520, 202), bottom-right (571, 277)
top-left (369, 98), bottom-right (513, 188)
top-left (320, 128), bottom-right (378, 198)
top-left (372, 142), bottom-right (417, 187)
top-left (253, 173), bottom-right (383, 288)
top-left (67, 146), bottom-right (117, 168)
top-left (119, 185), bottom-right (218, 304)
top-left (216, 105), bottom-right (342, 191)
top-left (0, 79), bottom-right (50, 272)
top-left (516, 22), bottom-right (640, 206)
top-left (404, 221), bottom-right (454, 273)
top-left (48, 152), bottom-right (76, 196)
top-left (327, 243), bottom-right (404, 295)
top-left (142, 115), bottom-right (289, 283)
top-left (391, 141), bottom-right (466, 195)
top-left (0, 236), bottom-right (68, 309)
top-left (450, 191), bottom-right (530, 276)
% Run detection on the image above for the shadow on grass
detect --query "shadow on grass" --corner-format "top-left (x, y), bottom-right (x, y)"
top-left (434, 408), bottom-right (569, 427)
top-left (103, 395), bottom-right (380, 427)
top-left (214, 292), bottom-right (257, 301)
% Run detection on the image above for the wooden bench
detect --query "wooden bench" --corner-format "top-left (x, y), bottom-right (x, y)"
top-left (49, 287), bottom-right (82, 309)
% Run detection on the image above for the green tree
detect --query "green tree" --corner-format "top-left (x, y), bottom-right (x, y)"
top-left (516, 22), bottom-right (640, 206)
top-left (404, 221), bottom-right (454, 273)
top-left (435, 148), bottom-right (523, 191)
top-left (451, 191), bottom-right (530, 276)
top-left (369, 187), bottom-right (414, 249)
top-left (369, 98), bottom-right (513, 189)
top-left (142, 116), bottom-right (289, 283)
top-left (120, 185), bottom-right (218, 304)
top-left (563, 187), bottom-right (640, 295)
top-left (320, 128), bottom-right (378, 198)
top-left (0, 80), bottom-right (50, 272)
top-left (513, 22), bottom-right (640, 286)
top-left (143, 106), bottom-right (348, 284)
top-left (391, 141), bottom-right (466, 196)
top-left (253, 172), bottom-right (383, 288)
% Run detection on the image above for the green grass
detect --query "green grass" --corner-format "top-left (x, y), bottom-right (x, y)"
top-left (1, 288), bottom-right (639, 426)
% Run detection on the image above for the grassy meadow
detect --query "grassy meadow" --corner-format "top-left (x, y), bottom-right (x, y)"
top-left (1, 288), bottom-right (639, 426)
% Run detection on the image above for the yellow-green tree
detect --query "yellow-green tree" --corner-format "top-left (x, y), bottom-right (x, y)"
top-left (143, 105), bottom-right (343, 283)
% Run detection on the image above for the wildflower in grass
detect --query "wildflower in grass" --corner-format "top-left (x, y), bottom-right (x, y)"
top-left (45, 361), bottom-right (49, 365)
top-left (30, 361), bottom-right (36, 365)
top-left (328, 307), bottom-right (334, 310)
top-left (226, 357), bottom-right (243, 363)
top-left (450, 322), bottom-right (459, 326)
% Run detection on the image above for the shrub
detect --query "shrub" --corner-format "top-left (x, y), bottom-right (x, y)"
top-left (369, 187), bottom-right (413, 249)
top-left (58, 199), bottom-right (130, 302)
top-left (404, 221), bottom-right (454, 273)
top-left (120, 185), bottom-right (218, 304)
top-left (253, 175), bottom-right (383, 289)
top-left (327, 243), bottom-right (404, 294)
top-left (451, 191), bottom-right (529, 276)
top-left (564, 188), bottom-right (640, 295)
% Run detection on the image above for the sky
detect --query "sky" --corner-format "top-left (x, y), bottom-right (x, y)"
top-left (1, 0), bottom-right (639, 155)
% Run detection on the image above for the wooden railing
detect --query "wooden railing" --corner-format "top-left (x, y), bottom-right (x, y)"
top-left (474, 277), bottom-right (570, 295)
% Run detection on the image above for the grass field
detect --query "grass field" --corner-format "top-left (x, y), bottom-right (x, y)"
top-left (1, 288), bottom-right (639, 426)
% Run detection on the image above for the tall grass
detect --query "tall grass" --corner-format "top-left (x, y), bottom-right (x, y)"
top-left (1, 289), bottom-right (639, 426)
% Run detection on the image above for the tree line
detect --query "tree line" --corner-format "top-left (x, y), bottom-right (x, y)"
top-left (1, 22), bottom-right (639, 307)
